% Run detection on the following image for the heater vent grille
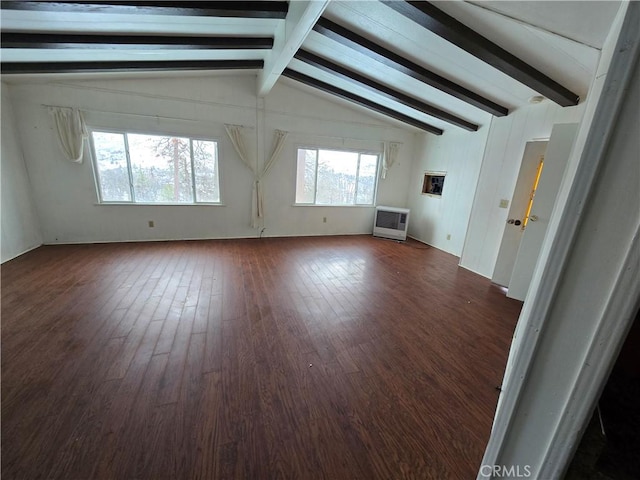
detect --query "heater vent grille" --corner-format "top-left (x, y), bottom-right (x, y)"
top-left (373, 207), bottom-right (410, 241)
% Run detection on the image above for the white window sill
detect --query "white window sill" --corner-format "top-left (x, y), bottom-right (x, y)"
top-left (94, 203), bottom-right (226, 206)
top-left (292, 204), bottom-right (375, 208)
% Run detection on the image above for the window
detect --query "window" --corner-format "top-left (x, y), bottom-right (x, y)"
top-left (91, 131), bottom-right (220, 204)
top-left (422, 172), bottom-right (446, 197)
top-left (295, 147), bottom-right (379, 205)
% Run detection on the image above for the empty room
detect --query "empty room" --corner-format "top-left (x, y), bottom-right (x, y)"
top-left (2, 1), bottom-right (638, 479)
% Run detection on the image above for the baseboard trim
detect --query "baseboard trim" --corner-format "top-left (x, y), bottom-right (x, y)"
top-left (407, 235), bottom-right (460, 259)
top-left (1, 243), bottom-right (44, 264)
top-left (43, 232), bottom-right (374, 246)
top-left (458, 263), bottom-right (492, 279)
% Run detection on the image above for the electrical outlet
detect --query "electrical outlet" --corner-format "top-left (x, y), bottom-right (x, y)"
top-left (446, 234), bottom-right (451, 240)
top-left (148, 220), bottom-right (155, 228)
top-left (323, 217), bottom-right (327, 223)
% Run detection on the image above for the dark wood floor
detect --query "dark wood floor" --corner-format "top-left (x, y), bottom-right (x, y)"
top-left (1, 235), bottom-right (522, 479)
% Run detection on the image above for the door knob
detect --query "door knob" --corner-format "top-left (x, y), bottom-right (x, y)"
top-left (529, 215), bottom-right (539, 222)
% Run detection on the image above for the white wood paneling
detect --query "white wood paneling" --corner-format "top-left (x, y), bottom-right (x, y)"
top-left (1, 83), bottom-right (43, 262)
top-left (301, 31), bottom-right (491, 126)
top-left (7, 73), bottom-right (415, 244)
top-left (323, 1), bottom-right (536, 108)
top-left (0, 10), bottom-right (280, 35)
top-left (406, 125), bottom-right (490, 256)
top-left (1, 49), bottom-right (269, 63)
top-left (481, 4), bottom-right (639, 475)
top-left (467, 0), bottom-right (622, 49)
top-left (288, 58), bottom-right (454, 132)
top-left (435, 1), bottom-right (607, 98)
top-left (258, 0), bottom-right (330, 96)
top-left (1, 0), bottom-right (619, 134)
top-left (460, 100), bottom-right (585, 278)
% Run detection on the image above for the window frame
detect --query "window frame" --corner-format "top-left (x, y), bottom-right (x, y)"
top-left (89, 127), bottom-right (222, 205)
top-left (294, 145), bottom-right (381, 207)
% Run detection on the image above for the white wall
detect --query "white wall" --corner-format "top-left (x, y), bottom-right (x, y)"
top-left (502, 73), bottom-right (639, 468)
top-left (262, 79), bottom-right (416, 237)
top-left (6, 74), bottom-right (416, 244)
top-left (481, 2), bottom-right (638, 476)
top-left (406, 124), bottom-right (490, 256)
top-left (1, 83), bottom-right (43, 262)
top-left (460, 100), bottom-right (585, 278)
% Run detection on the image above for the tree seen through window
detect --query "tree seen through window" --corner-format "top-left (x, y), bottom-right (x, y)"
top-left (92, 131), bottom-right (220, 204)
top-left (295, 147), bottom-right (379, 205)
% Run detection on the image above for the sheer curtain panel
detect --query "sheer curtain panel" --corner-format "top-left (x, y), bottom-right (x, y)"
top-left (382, 142), bottom-right (400, 179)
top-left (225, 124), bottom-right (259, 227)
top-left (48, 107), bottom-right (88, 163)
top-left (256, 130), bottom-right (288, 220)
top-left (225, 125), bottom-right (289, 228)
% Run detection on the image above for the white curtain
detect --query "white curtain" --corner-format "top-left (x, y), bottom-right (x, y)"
top-left (256, 129), bottom-right (288, 220)
top-left (381, 142), bottom-right (400, 179)
top-left (224, 124), bottom-right (253, 172)
top-left (48, 107), bottom-right (88, 163)
top-left (225, 124), bottom-right (259, 227)
top-left (224, 125), bottom-right (288, 229)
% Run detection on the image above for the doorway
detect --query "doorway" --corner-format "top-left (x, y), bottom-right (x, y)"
top-left (492, 123), bottom-right (579, 301)
top-left (492, 141), bottom-right (547, 288)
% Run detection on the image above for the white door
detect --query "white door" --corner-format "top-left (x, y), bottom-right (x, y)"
top-left (492, 141), bottom-right (548, 287)
top-left (507, 123), bottom-right (579, 301)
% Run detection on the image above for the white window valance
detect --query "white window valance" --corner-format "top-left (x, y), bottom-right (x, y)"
top-left (48, 107), bottom-right (88, 163)
top-left (382, 142), bottom-right (400, 179)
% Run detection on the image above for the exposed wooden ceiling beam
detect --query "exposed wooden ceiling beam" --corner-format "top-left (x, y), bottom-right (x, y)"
top-left (1, 32), bottom-right (274, 50)
top-left (258, 0), bottom-right (330, 97)
top-left (1, 59), bottom-right (264, 74)
top-left (282, 68), bottom-right (443, 134)
top-left (295, 49), bottom-right (478, 131)
top-left (0, 1), bottom-right (289, 19)
top-left (313, 18), bottom-right (508, 117)
top-left (383, 1), bottom-right (580, 107)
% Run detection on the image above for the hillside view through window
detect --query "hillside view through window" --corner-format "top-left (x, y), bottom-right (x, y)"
top-left (91, 131), bottom-right (220, 204)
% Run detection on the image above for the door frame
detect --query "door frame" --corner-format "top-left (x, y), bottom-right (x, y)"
top-left (479, 3), bottom-right (639, 478)
top-left (491, 141), bottom-right (547, 288)
top-left (507, 123), bottom-right (578, 301)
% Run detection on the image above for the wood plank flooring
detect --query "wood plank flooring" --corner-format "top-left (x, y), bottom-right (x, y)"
top-left (1, 236), bottom-right (522, 479)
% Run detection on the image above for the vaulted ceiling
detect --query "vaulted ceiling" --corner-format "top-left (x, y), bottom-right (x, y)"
top-left (0, 1), bottom-right (622, 135)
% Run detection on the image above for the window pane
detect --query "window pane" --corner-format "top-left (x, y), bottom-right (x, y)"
top-left (295, 148), bottom-right (317, 203)
top-left (356, 154), bottom-right (378, 204)
top-left (193, 140), bottom-right (220, 203)
top-left (316, 150), bottom-right (358, 205)
top-left (92, 132), bottom-right (131, 202)
top-left (128, 134), bottom-right (193, 203)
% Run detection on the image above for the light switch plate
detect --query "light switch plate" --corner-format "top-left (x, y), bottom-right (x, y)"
top-left (499, 199), bottom-right (509, 209)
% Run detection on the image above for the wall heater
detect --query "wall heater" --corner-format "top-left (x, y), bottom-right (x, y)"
top-left (373, 206), bottom-right (410, 241)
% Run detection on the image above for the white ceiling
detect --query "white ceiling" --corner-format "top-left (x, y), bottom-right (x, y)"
top-left (466, 1), bottom-right (621, 49)
top-left (0, 1), bottom-right (622, 134)
top-left (0, 9), bottom-right (281, 35)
